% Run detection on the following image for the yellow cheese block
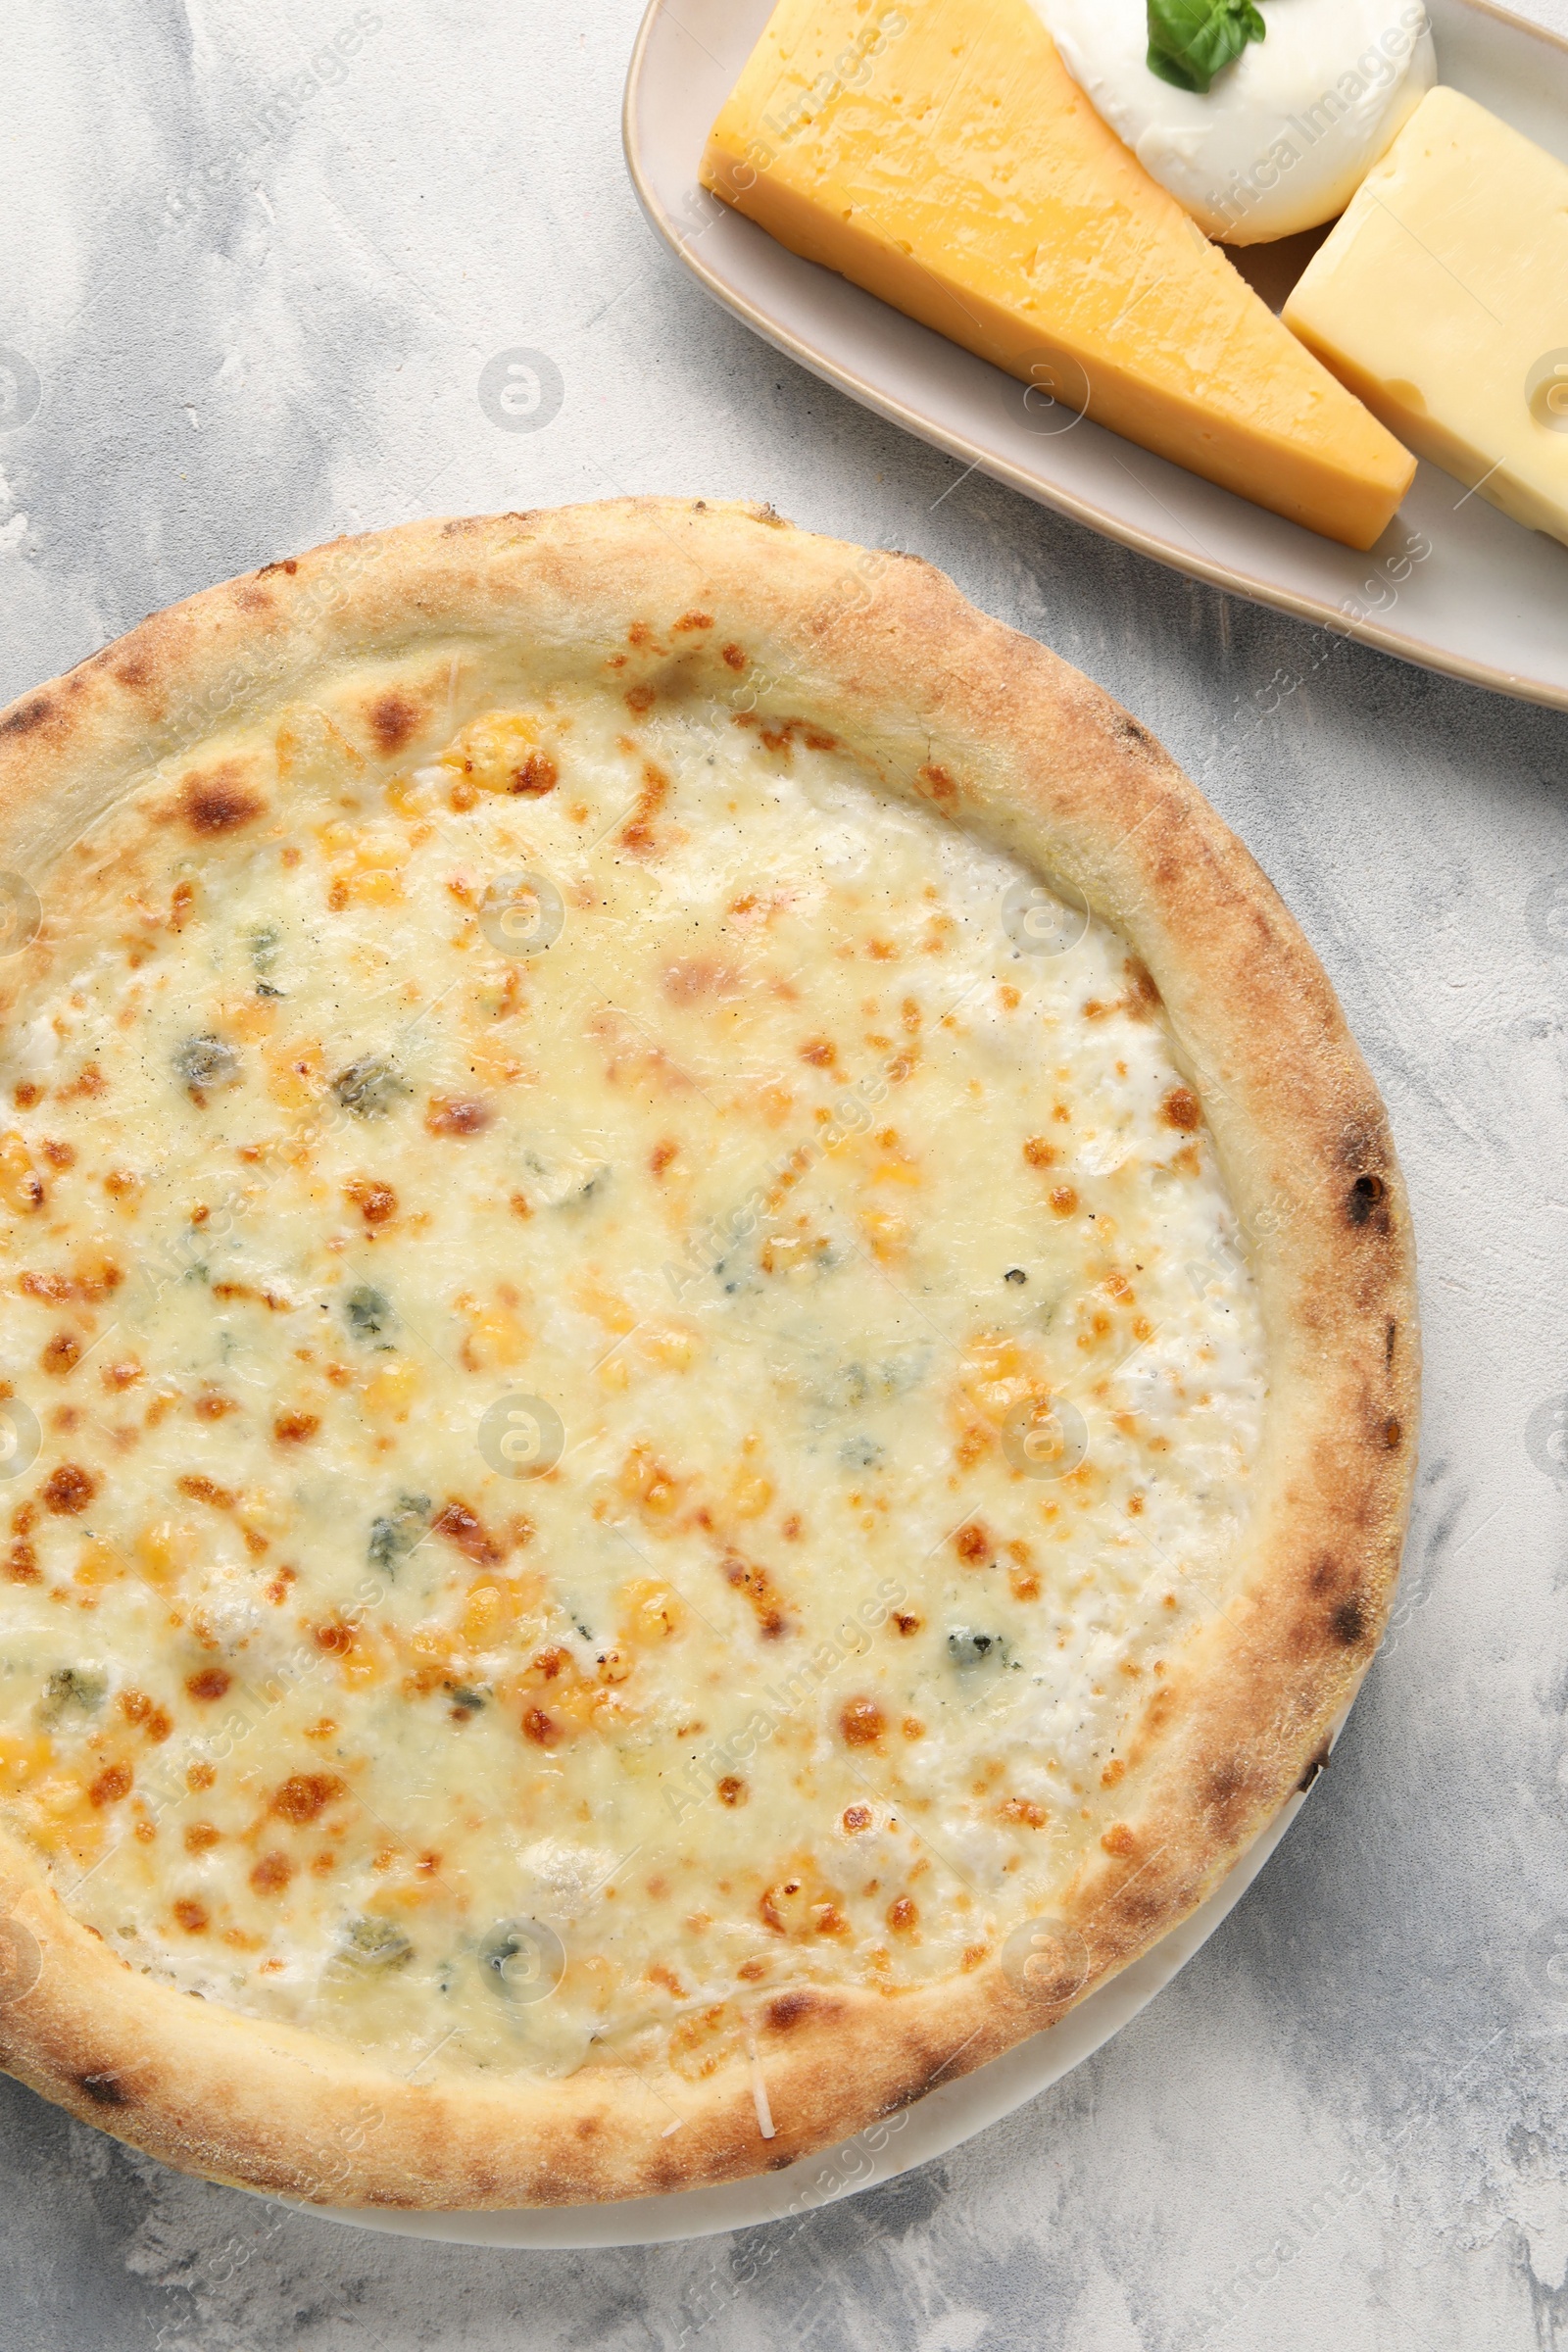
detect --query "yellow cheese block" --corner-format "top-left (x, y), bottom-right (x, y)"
top-left (701, 0), bottom-right (1415, 550)
top-left (1284, 87), bottom-right (1568, 551)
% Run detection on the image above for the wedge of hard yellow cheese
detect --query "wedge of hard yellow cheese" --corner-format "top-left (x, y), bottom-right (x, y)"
top-left (1284, 87), bottom-right (1568, 552)
top-left (701, 0), bottom-right (1415, 550)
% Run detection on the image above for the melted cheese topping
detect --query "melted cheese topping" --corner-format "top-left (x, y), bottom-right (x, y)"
top-left (0, 671), bottom-right (1264, 2083)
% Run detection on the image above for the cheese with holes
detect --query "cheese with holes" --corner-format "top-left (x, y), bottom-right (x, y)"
top-left (1284, 86), bottom-right (1568, 550)
top-left (700, 0), bottom-right (1415, 548)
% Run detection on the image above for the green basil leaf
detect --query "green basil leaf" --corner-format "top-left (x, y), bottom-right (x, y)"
top-left (1147, 0), bottom-right (1267, 95)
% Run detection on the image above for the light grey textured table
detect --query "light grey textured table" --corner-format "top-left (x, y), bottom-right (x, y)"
top-left (3, 4), bottom-right (1567, 2345)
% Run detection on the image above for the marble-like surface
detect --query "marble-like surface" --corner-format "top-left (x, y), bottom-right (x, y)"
top-left (2, 2), bottom-right (1567, 2343)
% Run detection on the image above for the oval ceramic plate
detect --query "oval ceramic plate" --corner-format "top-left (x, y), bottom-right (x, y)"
top-left (623, 0), bottom-right (1568, 710)
top-left (295, 1741), bottom-right (1335, 2247)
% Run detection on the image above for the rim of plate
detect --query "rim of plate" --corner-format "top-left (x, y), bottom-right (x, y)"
top-left (622, 0), bottom-right (1568, 714)
top-left (267, 1723), bottom-right (1345, 2247)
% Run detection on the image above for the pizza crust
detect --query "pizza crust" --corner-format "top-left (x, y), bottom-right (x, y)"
top-left (0, 500), bottom-right (1416, 2205)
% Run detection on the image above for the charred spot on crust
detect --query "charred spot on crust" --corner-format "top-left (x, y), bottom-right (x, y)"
top-left (1298, 1745), bottom-right (1331, 1791)
top-left (368, 691), bottom-right (421, 755)
top-left (76, 2071), bottom-right (128, 2107)
top-left (1202, 1759), bottom-right (1251, 1829)
top-left (0, 696), bottom-right (53, 739)
top-left (765, 1989), bottom-right (819, 2034)
top-left (1332, 1594), bottom-right (1369, 1646)
top-left (181, 765), bottom-right (264, 836)
top-left (1308, 1554), bottom-right (1339, 1595)
top-left (1111, 713), bottom-right (1154, 752)
top-left (1381, 1415), bottom-right (1402, 1450)
top-left (1386, 1317), bottom-right (1397, 1367)
top-left (257, 558), bottom-right (299, 577)
top-left (1347, 1173), bottom-right (1387, 1226)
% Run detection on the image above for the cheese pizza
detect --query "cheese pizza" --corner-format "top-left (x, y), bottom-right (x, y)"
top-left (0, 501), bottom-right (1416, 2205)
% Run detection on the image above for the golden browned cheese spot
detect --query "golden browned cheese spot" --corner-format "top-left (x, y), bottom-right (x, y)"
top-left (720, 642), bottom-right (747, 671)
top-left (618, 761), bottom-right (670, 857)
top-left (193, 1391), bottom-right (236, 1420)
top-left (721, 1552), bottom-right (789, 1639)
top-left (368, 690), bottom-right (422, 754)
top-left (649, 1138), bottom-right (678, 1179)
top-left (1161, 1086), bottom-right (1200, 1132)
top-left (102, 1359), bottom-right (142, 1392)
top-left (1101, 1822), bottom-right (1136, 1856)
top-left (522, 1707), bottom-right (560, 1746)
top-left (41, 1462), bottom-right (96, 1515)
top-left (424, 1096), bottom-right (492, 1139)
top-left (434, 1499), bottom-right (502, 1567)
top-left (674, 611), bottom-right (713, 632)
top-left (250, 1851), bottom-right (294, 1895)
top-left (180, 764), bottom-right (264, 836)
top-left (272, 1411), bottom-right (319, 1446)
top-left (184, 1823), bottom-right (220, 1853)
top-left (716, 1776), bottom-right (747, 1806)
top-left (89, 1763), bottom-right (132, 1807)
top-left (185, 1667), bottom-right (232, 1702)
top-left (313, 1621), bottom-right (355, 1656)
top-left (40, 1331), bottom-right (80, 1376)
top-left (624, 685), bottom-right (656, 717)
top-left (270, 1772), bottom-right (345, 1826)
top-left (953, 1521), bottom-right (991, 1567)
top-left (177, 1474), bottom-right (235, 1508)
top-left (508, 751), bottom-right (558, 797)
top-left (1050, 1185), bottom-right (1079, 1217)
top-left (799, 1038), bottom-right (836, 1068)
top-left (172, 1899), bottom-right (209, 1935)
top-left (842, 1804), bottom-right (872, 1834)
top-left (888, 1896), bottom-right (918, 1933)
top-left (919, 762), bottom-right (957, 803)
top-left (345, 1177), bottom-right (397, 1224)
top-left (120, 1690), bottom-right (172, 1742)
top-left (892, 1611), bottom-right (922, 1636)
top-left (663, 958), bottom-right (739, 1004)
top-left (23, 1259), bottom-right (122, 1303)
top-left (840, 1695), bottom-right (885, 1748)
top-left (1023, 1137), bottom-right (1056, 1168)
top-left (1000, 1797), bottom-right (1048, 1827)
